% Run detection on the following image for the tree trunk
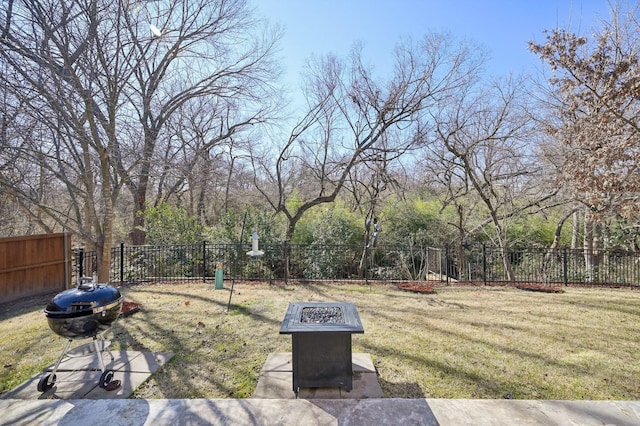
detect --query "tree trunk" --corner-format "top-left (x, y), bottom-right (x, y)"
top-left (284, 221), bottom-right (297, 281)
top-left (130, 192), bottom-right (146, 245)
top-left (542, 208), bottom-right (576, 282)
top-left (224, 154), bottom-right (236, 215)
top-left (583, 210), bottom-right (603, 282)
top-left (456, 205), bottom-right (466, 280)
top-left (97, 221), bottom-right (113, 283)
top-left (488, 211), bottom-right (514, 281)
top-left (571, 210), bottom-right (580, 250)
top-left (500, 244), bottom-right (515, 282)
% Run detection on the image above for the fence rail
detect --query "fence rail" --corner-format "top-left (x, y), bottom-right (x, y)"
top-left (71, 242), bottom-right (640, 287)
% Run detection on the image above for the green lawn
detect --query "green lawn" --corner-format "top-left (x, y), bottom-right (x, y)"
top-left (1, 282), bottom-right (639, 400)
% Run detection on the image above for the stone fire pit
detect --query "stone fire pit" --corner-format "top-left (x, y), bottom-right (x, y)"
top-left (279, 302), bottom-right (364, 392)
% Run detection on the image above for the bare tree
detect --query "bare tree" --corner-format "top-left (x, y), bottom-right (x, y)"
top-left (113, 0), bottom-right (282, 244)
top-left (427, 76), bottom-right (558, 280)
top-left (0, 0), bottom-right (281, 280)
top-left (349, 150), bottom-right (406, 273)
top-left (251, 34), bottom-right (481, 277)
top-left (0, 0), bottom-right (128, 280)
top-left (158, 96), bottom-right (257, 223)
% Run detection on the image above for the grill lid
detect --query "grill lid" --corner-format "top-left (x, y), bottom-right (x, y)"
top-left (45, 281), bottom-right (122, 318)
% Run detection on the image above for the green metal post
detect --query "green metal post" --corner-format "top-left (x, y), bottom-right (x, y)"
top-left (215, 262), bottom-right (224, 289)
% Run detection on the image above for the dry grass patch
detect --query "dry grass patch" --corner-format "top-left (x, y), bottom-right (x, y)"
top-left (1, 282), bottom-right (640, 400)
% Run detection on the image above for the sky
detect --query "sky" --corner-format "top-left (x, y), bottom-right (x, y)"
top-left (255, 0), bottom-right (613, 89)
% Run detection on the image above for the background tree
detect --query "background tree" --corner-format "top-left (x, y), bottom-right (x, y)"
top-left (138, 201), bottom-right (203, 245)
top-left (151, 96), bottom-right (256, 224)
top-left (426, 76), bottom-right (558, 280)
top-left (345, 150), bottom-right (401, 274)
top-left (113, 0), bottom-right (282, 244)
top-left (0, 0), bottom-right (128, 280)
top-left (0, 0), bottom-right (280, 280)
top-left (530, 2), bottom-right (640, 278)
top-left (530, 3), bottom-right (640, 249)
top-left (251, 34), bottom-right (481, 276)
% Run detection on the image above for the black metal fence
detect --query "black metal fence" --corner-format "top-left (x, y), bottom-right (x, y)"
top-left (475, 246), bottom-right (640, 286)
top-left (71, 242), bottom-right (640, 287)
top-left (72, 242), bottom-right (444, 284)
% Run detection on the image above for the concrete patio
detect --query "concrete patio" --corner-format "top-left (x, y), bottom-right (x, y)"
top-left (2, 396), bottom-right (640, 425)
top-left (1, 345), bottom-right (173, 401)
top-left (2, 349), bottom-right (640, 425)
top-left (253, 352), bottom-right (383, 399)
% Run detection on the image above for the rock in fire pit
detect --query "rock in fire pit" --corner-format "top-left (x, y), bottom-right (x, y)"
top-left (300, 306), bottom-right (344, 324)
top-left (280, 302), bottom-right (363, 392)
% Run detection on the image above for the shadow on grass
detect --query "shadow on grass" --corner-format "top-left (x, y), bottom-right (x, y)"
top-left (376, 375), bottom-right (426, 398)
top-left (109, 284), bottom-right (284, 399)
top-left (0, 291), bottom-right (58, 321)
top-left (361, 340), bottom-right (518, 399)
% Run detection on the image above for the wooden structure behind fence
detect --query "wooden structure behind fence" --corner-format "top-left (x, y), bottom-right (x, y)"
top-left (0, 233), bottom-right (71, 304)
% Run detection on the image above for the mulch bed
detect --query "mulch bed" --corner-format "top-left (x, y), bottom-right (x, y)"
top-left (514, 283), bottom-right (565, 293)
top-left (397, 282), bottom-right (437, 294)
top-left (396, 281), bottom-right (566, 294)
top-left (120, 301), bottom-right (141, 317)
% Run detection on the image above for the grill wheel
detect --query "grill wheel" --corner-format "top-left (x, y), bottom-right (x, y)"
top-left (99, 369), bottom-right (114, 388)
top-left (37, 374), bottom-right (56, 392)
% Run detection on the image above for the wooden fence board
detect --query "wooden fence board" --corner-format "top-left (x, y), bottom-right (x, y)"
top-left (0, 233), bottom-right (71, 304)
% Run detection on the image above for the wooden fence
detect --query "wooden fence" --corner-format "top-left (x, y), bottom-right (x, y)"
top-left (0, 233), bottom-right (71, 304)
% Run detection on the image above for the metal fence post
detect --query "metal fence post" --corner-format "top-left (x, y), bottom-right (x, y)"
top-left (445, 245), bottom-right (450, 286)
top-left (283, 240), bottom-right (289, 284)
top-left (120, 243), bottom-right (124, 284)
top-left (563, 247), bottom-right (568, 286)
top-left (482, 244), bottom-right (487, 286)
top-left (202, 241), bottom-right (207, 283)
top-left (78, 248), bottom-right (84, 280)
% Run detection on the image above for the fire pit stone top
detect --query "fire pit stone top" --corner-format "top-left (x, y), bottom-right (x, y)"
top-left (280, 302), bottom-right (364, 334)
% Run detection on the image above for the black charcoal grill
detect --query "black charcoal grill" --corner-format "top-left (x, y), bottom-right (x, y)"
top-left (37, 277), bottom-right (123, 393)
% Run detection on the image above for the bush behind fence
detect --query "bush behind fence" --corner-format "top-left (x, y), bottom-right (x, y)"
top-left (72, 242), bottom-right (640, 287)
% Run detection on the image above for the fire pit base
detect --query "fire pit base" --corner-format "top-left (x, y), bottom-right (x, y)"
top-left (280, 302), bottom-right (364, 392)
top-left (292, 332), bottom-right (353, 391)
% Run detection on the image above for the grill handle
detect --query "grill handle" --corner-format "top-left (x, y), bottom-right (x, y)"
top-left (78, 276), bottom-right (96, 290)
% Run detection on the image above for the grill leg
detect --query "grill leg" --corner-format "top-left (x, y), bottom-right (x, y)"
top-left (94, 338), bottom-right (106, 373)
top-left (50, 339), bottom-right (73, 377)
